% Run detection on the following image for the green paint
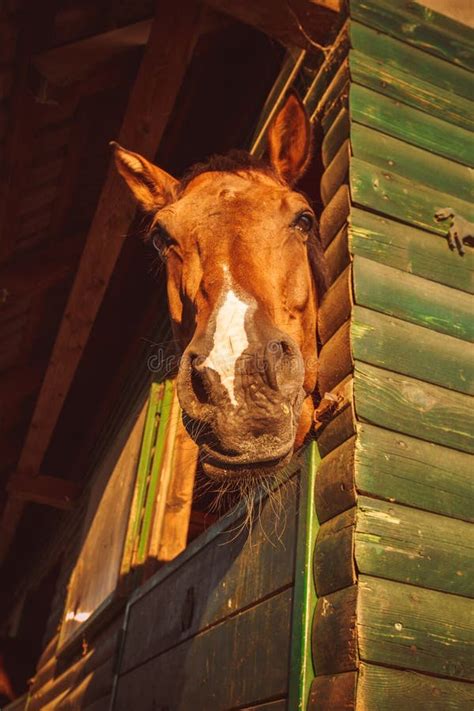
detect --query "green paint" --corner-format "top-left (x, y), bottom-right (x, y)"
top-left (354, 361), bottom-right (474, 454)
top-left (349, 49), bottom-right (474, 132)
top-left (355, 496), bottom-right (473, 597)
top-left (358, 575), bottom-right (474, 681)
top-left (128, 383), bottom-right (163, 551)
top-left (349, 208), bottom-right (474, 294)
top-left (353, 256), bottom-right (474, 342)
top-left (288, 442), bottom-right (320, 711)
top-left (136, 379), bottom-right (175, 564)
top-left (350, 0), bottom-right (474, 71)
top-left (351, 123), bottom-right (473, 203)
top-left (350, 83), bottom-right (473, 166)
top-left (351, 305), bottom-right (474, 395)
top-left (356, 423), bottom-right (473, 522)
top-left (349, 21), bottom-right (474, 101)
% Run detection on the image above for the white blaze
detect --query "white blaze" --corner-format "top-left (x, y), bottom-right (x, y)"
top-left (202, 288), bottom-right (249, 406)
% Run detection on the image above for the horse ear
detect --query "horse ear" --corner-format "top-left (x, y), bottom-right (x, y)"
top-left (267, 92), bottom-right (312, 185)
top-left (111, 142), bottom-right (178, 212)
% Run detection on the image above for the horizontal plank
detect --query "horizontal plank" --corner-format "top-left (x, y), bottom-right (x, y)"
top-left (355, 496), bottom-right (473, 598)
top-left (315, 424), bottom-right (474, 524)
top-left (319, 184), bottom-right (350, 248)
top-left (114, 588), bottom-right (293, 710)
top-left (351, 123), bottom-right (473, 203)
top-left (350, 83), bottom-right (473, 166)
top-left (356, 423), bottom-right (473, 523)
top-left (350, 157), bottom-right (474, 240)
top-left (320, 139), bottom-right (349, 206)
top-left (349, 20), bottom-right (474, 101)
top-left (314, 508), bottom-right (356, 596)
top-left (318, 265), bottom-right (352, 344)
top-left (312, 584), bottom-right (358, 675)
top-left (351, 305), bottom-right (474, 395)
top-left (321, 107), bottom-right (350, 167)
top-left (350, 0), bottom-right (474, 71)
top-left (348, 208), bottom-right (474, 294)
top-left (316, 404), bottom-right (356, 459)
top-left (121, 478), bottom-right (297, 673)
top-left (315, 436), bottom-right (356, 523)
top-left (324, 224), bottom-right (350, 286)
top-left (308, 671), bottom-right (357, 711)
top-left (357, 663), bottom-right (474, 711)
top-left (353, 256), bottom-right (474, 342)
top-left (349, 49), bottom-right (474, 132)
top-left (354, 361), bottom-right (474, 454)
top-left (318, 320), bottom-right (352, 394)
top-left (315, 496), bottom-right (473, 598)
top-left (357, 575), bottom-right (474, 681)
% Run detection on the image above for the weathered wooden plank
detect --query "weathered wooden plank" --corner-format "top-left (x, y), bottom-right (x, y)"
top-left (321, 107), bottom-right (350, 167)
top-left (324, 224), bottom-right (350, 285)
top-left (351, 305), bottom-right (474, 395)
top-left (350, 158), bottom-right (474, 241)
top-left (316, 495), bottom-right (474, 598)
top-left (357, 575), bottom-right (474, 681)
top-left (312, 584), bottom-right (358, 675)
top-left (319, 184), bottom-right (350, 248)
top-left (350, 84), bottom-right (473, 166)
top-left (320, 139), bottom-right (349, 205)
top-left (353, 256), bottom-right (474, 342)
top-left (316, 401), bottom-right (356, 458)
top-left (316, 422), bottom-right (474, 525)
top-left (120, 479), bottom-right (297, 673)
top-left (351, 123), bottom-right (473, 203)
top-left (318, 265), bottom-right (351, 344)
top-left (308, 671), bottom-right (357, 711)
top-left (348, 208), bottom-right (474, 294)
top-left (114, 588), bottom-right (293, 711)
top-left (240, 701), bottom-right (287, 711)
top-left (349, 21), bottom-right (474, 101)
top-left (355, 496), bottom-right (473, 598)
top-left (357, 663), bottom-right (474, 711)
top-left (349, 0), bottom-right (474, 71)
top-left (315, 436), bottom-right (356, 524)
top-left (318, 319), bottom-right (352, 394)
top-left (356, 424), bottom-right (473, 523)
top-left (349, 49), bottom-right (474, 132)
top-left (314, 507), bottom-right (356, 596)
top-left (354, 361), bottom-right (474, 454)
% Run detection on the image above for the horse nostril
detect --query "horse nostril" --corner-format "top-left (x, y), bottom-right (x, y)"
top-left (190, 356), bottom-right (210, 404)
top-left (265, 339), bottom-right (298, 390)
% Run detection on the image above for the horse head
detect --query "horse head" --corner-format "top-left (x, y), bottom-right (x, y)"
top-left (113, 93), bottom-right (327, 480)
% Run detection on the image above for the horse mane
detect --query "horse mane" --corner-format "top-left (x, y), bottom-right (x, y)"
top-left (178, 149), bottom-right (277, 193)
top-left (178, 149), bottom-right (329, 299)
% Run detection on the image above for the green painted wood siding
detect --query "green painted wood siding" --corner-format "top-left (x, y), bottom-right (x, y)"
top-left (308, 1), bottom-right (474, 709)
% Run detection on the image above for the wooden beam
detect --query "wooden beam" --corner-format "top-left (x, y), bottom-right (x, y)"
top-left (7, 474), bottom-right (81, 510)
top-left (205, 0), bottom-right (341, 49)
top-left (30, 20), bottom-right (152, 104)
top-left (0, 0), bottom-right (202, 562)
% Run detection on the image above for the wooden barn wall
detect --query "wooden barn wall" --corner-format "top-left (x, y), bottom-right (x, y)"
top-left (308, 2), bottom-right (474, 709)
top-left (110, 470), bottom-right (302, 711)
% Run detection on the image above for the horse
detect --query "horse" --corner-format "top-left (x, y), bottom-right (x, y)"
top-left (113, 92), bottom-right (327, 481)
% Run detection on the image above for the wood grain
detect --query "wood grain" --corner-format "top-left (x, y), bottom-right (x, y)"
top-left (354, 361), bottom-right (474, 454)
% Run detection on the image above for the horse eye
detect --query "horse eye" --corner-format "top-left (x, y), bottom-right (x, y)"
top-left (151, 223), bottom-right (173, 253)
top-left (294, 211), bottom-right (314, 233)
